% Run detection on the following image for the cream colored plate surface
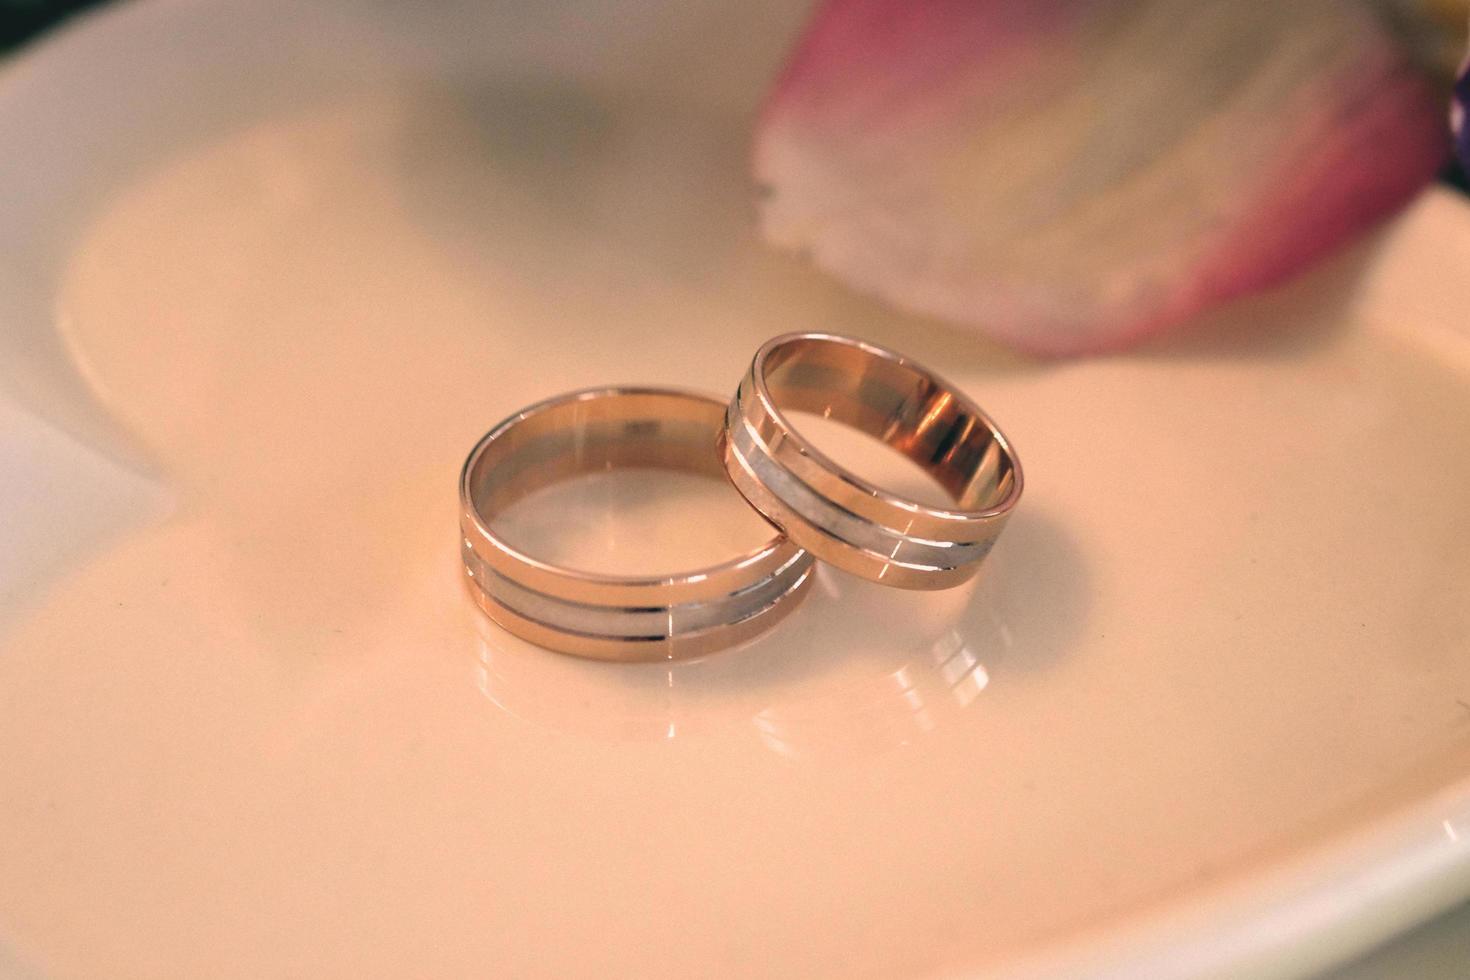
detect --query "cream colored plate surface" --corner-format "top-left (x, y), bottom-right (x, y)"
top-left (2, 2), bottom-right (1469, 978)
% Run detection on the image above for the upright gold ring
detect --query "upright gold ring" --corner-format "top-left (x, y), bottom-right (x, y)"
top-left (461, 387), bottom-right (814, 661)
top-left (722, 333), bottom-right (1023, 590)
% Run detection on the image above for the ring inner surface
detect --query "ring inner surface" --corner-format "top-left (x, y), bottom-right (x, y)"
top-left (468, 391), bottom-right (743, 553)
top-left (762, 339), bottom-right (1016, 512)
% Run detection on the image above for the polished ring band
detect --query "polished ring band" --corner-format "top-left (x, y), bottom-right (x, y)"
top-left (722, 333), bottom-right (1023, 590)
top-left (460, 387), bottom-right (814, 660)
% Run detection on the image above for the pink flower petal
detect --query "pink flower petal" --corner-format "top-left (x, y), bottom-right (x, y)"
top-left (756, 0), bottom-right (1449, 355)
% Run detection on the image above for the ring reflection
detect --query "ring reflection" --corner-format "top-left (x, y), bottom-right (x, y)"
top-left (473, 562), bottom-right (1010, 759)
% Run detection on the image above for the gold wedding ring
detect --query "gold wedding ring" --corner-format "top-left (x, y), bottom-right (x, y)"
top-left (460, 387), bottom-right (814, 661)
top-left (722, 333), bottom-right (1022, 590)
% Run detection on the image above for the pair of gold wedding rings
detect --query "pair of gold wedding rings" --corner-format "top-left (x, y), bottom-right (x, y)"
top-left (460, 333), bottom-right (1023, 661)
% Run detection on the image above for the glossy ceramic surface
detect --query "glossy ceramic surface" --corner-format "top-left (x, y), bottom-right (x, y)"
top-left (1, 2), bottom-right (1469, 977)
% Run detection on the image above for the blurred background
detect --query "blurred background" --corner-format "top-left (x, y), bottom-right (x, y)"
top-left (15, 0), bottom-right (1463, 190)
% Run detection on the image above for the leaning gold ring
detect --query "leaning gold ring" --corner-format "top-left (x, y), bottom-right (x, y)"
top-left (460, 387), bottom-right (814, 660)
top-left (722, 333), bottom-right (1022, 590)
